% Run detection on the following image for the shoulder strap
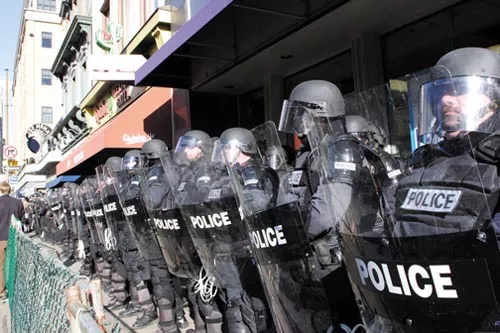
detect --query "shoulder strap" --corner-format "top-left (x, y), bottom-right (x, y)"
top-left (474, 131), bottom-right (500, 164)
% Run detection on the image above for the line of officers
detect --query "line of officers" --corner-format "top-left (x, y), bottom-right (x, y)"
top-left (24, 47), bottom-right (500, 333)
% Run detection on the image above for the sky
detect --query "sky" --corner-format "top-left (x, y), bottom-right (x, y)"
top-left (0, 1), bottom-right (22, 148)
top-left (0, 1), bottom-right (23, 75)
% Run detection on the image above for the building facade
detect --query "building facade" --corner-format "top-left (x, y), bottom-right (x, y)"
top-left (136, 0), bottom-right (500, 158)
top-left (52, 0), bottom-right (190, 178)
top-left (12, 0), bottom-right (65, 165)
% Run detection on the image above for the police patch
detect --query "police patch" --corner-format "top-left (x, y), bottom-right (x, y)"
top-left (387, 169), bottom-right (402, 179)
top-left (244, 179), bottom-right (259, 186)
top-left (198, 176), bottom-right (211, 183)
top-left (208, 189), bottom-right (222, 200)
top-left (401, 188), bottom-right (462, 213)
top-left (289, 171), bottom-right (303, 185)
top-left (334, 162), bottom-right (356, 171)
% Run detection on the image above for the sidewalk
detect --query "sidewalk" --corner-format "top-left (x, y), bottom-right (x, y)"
top-left (0, 299), bottom-right (11, 333)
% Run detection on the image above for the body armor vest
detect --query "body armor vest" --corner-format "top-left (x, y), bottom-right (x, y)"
top-left (394, 144), bottom-right (500, 237)
top-left (286, 150), bottom-right (319, 211)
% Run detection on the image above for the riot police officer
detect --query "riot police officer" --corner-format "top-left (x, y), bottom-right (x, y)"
top-left (279, 80), bottom-right (361, 330)
top-left (61, 183), bottom-right (79, 266)
top-left (223, 125), bottom-right (336, 332)
top-left (340, 47), bottom-right (500, 332)
top-left (170, 130), bottom-right (225, 333)
top-left (344, 115), bottom-right (404, 230)
top-left (71, 183), bottom-right (93, 277)
top-left (141, 139), bottom-right (188, 333)
top-left (96, 157), bottom-right (130, 310)
top-left (220, 127), bottom-right (280, 215)
top-left (113, 150), bottom-right (157, 328)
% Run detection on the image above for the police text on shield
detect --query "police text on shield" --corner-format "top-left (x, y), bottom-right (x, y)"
top-left (355, 258), bottom-right (458, 299)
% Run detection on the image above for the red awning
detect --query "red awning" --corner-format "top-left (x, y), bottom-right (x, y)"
top-left (56, 87), bottom-right (172, 175)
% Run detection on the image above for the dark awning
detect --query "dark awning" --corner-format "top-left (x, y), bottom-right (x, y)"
top-left (45, 175), bottom-right (81, 188)
top-left (135, 0), bottom-right (350, 91)
top-left (135, 0), bottom-right (460, 95)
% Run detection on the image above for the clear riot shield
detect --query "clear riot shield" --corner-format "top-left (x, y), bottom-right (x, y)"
top-left (80, 177), bottom-right (105, 252)
top-left (73, 184), bottom-right (91, 258)
top-left (112, 166), bottom-right (159, 262)
top-left (141, 154), bottom-right (199, 279)
top-left (65, 186), bottom-right (79, 242)
top-left (46, 188), bottom-right (65, 243)
top-left (96, 165), bottom-right (121, 254)
top-left (328, 67), bottom-right (500, 332)
top-left (165, 142), bottom-right (275, 331)
top-left (226, 123), bottom-right (331, 333)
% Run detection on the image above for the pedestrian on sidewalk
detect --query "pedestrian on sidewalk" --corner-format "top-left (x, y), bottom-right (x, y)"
top-left (0, 181), bottom-right (24, 301)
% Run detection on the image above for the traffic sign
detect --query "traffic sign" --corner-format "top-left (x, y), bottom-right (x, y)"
top-left (4, 145), bottom-right (18, 159)
top-left (9, 175), bottom-right (18, 185)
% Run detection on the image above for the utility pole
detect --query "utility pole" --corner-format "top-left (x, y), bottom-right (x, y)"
top-left (5, 69), bottom-right (8, 145)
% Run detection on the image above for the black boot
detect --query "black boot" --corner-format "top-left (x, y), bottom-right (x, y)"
top-left (133, 306), bottom-right (158, 329)
top-left (225, 297), bottom-right (253, 333)
top-left (154, 298), bottom-right (181, 333)
top-left (199, 298), bottom-right (223, 333)
top-left (106, 296), bottom-right (127, 310)
top-left (118, 301), bottom-right (142, 318)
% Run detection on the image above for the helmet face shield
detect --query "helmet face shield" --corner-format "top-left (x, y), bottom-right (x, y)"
top-left (220, 139), bottom-right (242, 165)
top-left (175, 135), bottom-right (201, 152)
top-left (211, 139), bottom-right (226, 166)
top-left (175, 135), bottom-right (205, 162)
top-left (408, 64), bottom-right (500, 146)
top-left (122, 155), bottom-right (142, 171)
top-left (265, 152), bottom-right (284, 171)
top-left (279, 100), bottom-right (329, 135)
top-left (423, 76), bottom-right (499, 135)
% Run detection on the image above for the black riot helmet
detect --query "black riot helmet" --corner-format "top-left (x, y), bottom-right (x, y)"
top-left (367, 123), bottom-right (387, 150)
top-left (175, 130), bottom-right (211, 163)
top-left (279, 80), bottom-right (345, 135)
top-left (141, 139), bottom-right (168, 160)
top-left (175, 130), bottom-right (211, 152)
top-left (413, 47), bottom-right (500, 141)
top-left (105, 156), bottom-right (122, 172)
top-left (219, 127), bottom-right (259, 165)
top-left (264, 145), bottom-right (287, 171)
top-left (122, 149), bottom-right (143, 171)
top-left (345, 115), bottom-right (372, 144)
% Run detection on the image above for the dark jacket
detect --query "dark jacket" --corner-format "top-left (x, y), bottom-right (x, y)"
top-left (0, 194), bottom-right (25, 240)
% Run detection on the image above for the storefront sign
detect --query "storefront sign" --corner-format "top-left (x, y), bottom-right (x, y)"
top-left (87, 55), bottom-right (146, 82)
top-left (93, 85), bottom-right (132, 127)
top-left (25, 123), bottom-right (52, 154)
top-left (122, 133), bottom-right (151, 145)
top-left (96, 22), bottom-right (122, 53)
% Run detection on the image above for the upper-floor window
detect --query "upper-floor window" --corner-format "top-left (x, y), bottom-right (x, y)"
top-left (42, 32), bottom-right (52, 48)
top-left (42, 69), bottom-right (52, 85)
top-left (42, 107), bottom-right (53, 124)
top-left (37, 0), bottom-right (56, 12)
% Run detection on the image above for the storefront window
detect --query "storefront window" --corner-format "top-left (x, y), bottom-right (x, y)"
top-left (284, 50), bottom-right (354, 96)
top-left (238, 88), bottom-right (265, 129)
top-left (384, 0), bottom-right (500, 80)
